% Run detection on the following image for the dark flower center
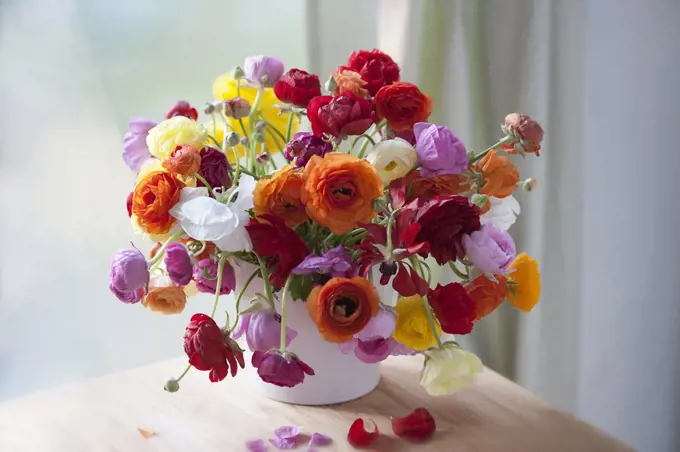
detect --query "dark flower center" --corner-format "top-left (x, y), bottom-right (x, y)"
top-left (379, 261), bottom-right (398, 276)
top-left (333, 297), bottom-right (358, 318)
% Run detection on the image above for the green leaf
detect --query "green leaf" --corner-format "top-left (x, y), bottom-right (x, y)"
top-left (288, 274), bottom-right (315, 301)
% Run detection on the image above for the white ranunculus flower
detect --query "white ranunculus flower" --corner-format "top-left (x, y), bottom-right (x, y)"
top-left (169, 175), bottom-right (256, 252)
top-left (480, 195), bottom-right (520, 231)
top-left (365, 138), bottom-right (418, 184)
top-left (419, 344), bottom-right (483, 396)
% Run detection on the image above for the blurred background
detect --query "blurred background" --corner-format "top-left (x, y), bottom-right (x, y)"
top-left (1, 1), bottom-right (679, 451)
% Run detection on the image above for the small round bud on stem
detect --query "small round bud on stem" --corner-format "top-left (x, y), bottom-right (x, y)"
top-left (254, 121), bottom-right (266, 133)
top-left (224, 97), bottom-right (251, 119)
top-left (203, 102), bottom-right (216, 115)
top-left (522, 178), bottom-right (537, 192)
top-left (239, 136), bottom-right (250, 148)
top-left (164, 378), bottom-right (180, 393)
top-left (324, 75), bottom-right (338, 94)
top-left (252, 131), bottom-right (266, 144)
top-left (226, 131), bottom-right (240, 147)
top-left (256, 152), bottom-right (270, 164)
top-left (233, 66), bottom-right (245, 79)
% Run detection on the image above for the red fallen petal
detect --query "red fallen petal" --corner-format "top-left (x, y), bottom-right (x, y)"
top-left (347, 418), bottom-right (379, 448)
top-left (391, 407), bottom-right (436, 442)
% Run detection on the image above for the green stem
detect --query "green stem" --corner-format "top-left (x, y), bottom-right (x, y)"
top-left (238, 119), bottom-right (249, 143)
top-left (194, 173), bottom-right (218, 198)
top-left (279, 276), bottom-right (294, 353)
top-left (148, 231), bottom-right (183, 268)
top-left (236, 78), bottom-right (241, 97)
top-left (285, 113), bottom-right (295, 142)
top-left (209, 255), bottom-right (228, 318)
top-left (207, 135), bottom-right (221, 148)
top-left (175, 364), bottom-right (191, 383)
top-left (385, 211), bottom-right (396, 258)
top-left (258, 115), bottom-right (288, 144)
top-left (230, 268), bottom-right (261, 330)
top-left (356, 134), bottom-right (376, 159)
top-left (469, 135), bottom-right (514, 164)
top-left (248, 86), bottom-right (265, 172)
top-left (410, 256), bottom-right (443, 349)
top-left (449, 261), bottom-right (469, 280)
top-left (257, 256), bottom-right (274, 308)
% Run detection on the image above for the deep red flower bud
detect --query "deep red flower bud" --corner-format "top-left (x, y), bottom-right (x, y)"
top-left (165, 100), bottom-right (198, 121)
top-left (183, 314), bottom-right (245, 382)
top-left (307, 93), bottom-right (375, 138)
top-left (273, 68), bottom-right (322, 108)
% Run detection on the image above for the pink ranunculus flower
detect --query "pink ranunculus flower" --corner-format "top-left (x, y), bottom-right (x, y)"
top-left (413, 122), bottom-right (468, 178)
top-left (339, 308), bottom-right (401, 363)
top-left (193, 259), bottom-right (236, 295)
top-left (108, 248), bottom-right (149, 303)
top-left (122, 118), bottom-right (156, 173)
top-left (251, 350), bottom-right (315, 387)
top-left (244, 55), bottom-right (285, 87)
top-left (164, 242), bottom-right (193, 286)
top-left (462, 223), bottom-right (516, 274)
top-left (232, 310), bottom-right (298, 352)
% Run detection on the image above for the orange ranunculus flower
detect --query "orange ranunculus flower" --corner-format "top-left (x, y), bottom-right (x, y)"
top-left (374, 82), bottom-right (432, 132)
top-left (464, 274), bottom-right (509, 321)
top-left (402, 169), bottom-right (471, 202)
top-left (162, 144), bottom-right (201, 176)
top-left (253, 165), bottom-right (307, 228)
top-left (142, 277), bottom-right (187, 314)
top-left (132, 171), bottom-right (185, 235)
top-left (475, 150), bottom-right (520, 199)
top-left (306, 277), bottom-right (380, 343)
top-left (333, 69), bottom-right (369, 98)
top-left (301, 153), bottom-right (383, 234)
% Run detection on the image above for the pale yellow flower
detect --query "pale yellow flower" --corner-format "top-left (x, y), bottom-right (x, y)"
top-left (365, 138), bottom-right (418, 184)
top-left (420, 344), bottom-right (482, 396)
top-left (146, 116), bottom-right (207, 161)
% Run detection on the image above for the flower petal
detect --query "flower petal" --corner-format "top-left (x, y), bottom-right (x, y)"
top-left (355, 309), bottom-right (396, 340)
top-left (269, 437), bottom-right (297, 449)
top-left (391, 407), bottom-right (436, 442)
top-left (170, 196), bottom-right (237, 241)
top-left (347, 418), bottom-right (379, 447)
top-left (246, 439), bottom-right (267, 452)
top-left (137, 427), bottom-right (155, 438)
top-left (480, 195), bottom-right (520, 231)
top-left (275, 426), bottom-right (302, 440)
top-left (308, 432), bottom-right (333, 447)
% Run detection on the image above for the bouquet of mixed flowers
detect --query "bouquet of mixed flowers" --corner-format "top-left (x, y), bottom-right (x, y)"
top-left (110, 49), bottom-right (543, 399)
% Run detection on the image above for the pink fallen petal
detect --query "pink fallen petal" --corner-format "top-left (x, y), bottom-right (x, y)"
top-left (246, 438), bottom-right (267, 452)
top-left (274, 425), bottom-right (302, 440)
top-left (269, 437), bottom-right (297, 449)
top-left (308, 432), bottom-right (333, 447)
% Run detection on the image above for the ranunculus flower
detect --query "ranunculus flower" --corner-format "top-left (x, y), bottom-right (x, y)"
top-left (251, 350), bottom-right (315, 387)
top-left (501, 113), bottom-right (544, 156)
top-left (108, 248), bottom-right (148, 303)
top-left (345, 49), bottom-right (400, 96)
top-left (365, 138), bottom-right (418, 185)
top-left (170, 174), bottom-right (256, 252)
top-left (307, 93), bottom-right (375, 138)
top-left (110, 285), bottom-right (145, 304)
top-left (273, 68), bottom-right (321, 107)
top-left (462, 223), bottom-right (516, 274)
top-left (306, 277), bottom-right (380, 343)
top-left (232, 310), bottom-right (298, 352)
top-left (283, 132), bottom-right (333, 168)
top-left (420, 344), bottom-right (482, 396)
top-left (162, 144), bottom-right (201, 176)
top-left (475, 150), bottom-right (520, 199)
top-left (293, 245), bottom-right (352, 278)
top-left (465, 274), bottom-right (509, 321)
top-left (164, 242), bottom-right (193, 286)
top-left (332, 69), bottom-right (369, 98)
top-left (193, 258), bottom-right (236, 295)
top-left (339, 309), bottom-right (398, 363)
top-left (142, 275), bottom-right (187, 314)
top-left (506, 253), bottom-right (541, 312)
top-left (184, 313), bottom-right (245, 382)
top-left (399, 170), bottom-right (471, 203)
top-left (246, 214), bottom-right (308, 288)
top-left (132, 171), bottom-right (185, 235)
top-left (253, 165), bottom-right (307, 227)
top-left (427, 282), bottom-right (476, 335)
top-left (413, 122), bottom-right (468, 177)
top-left (146, 116), bottom-right (207, 161)
top-left (165, 100), bottom-right (198, 121)
top-left (123, 118), bottom-right (156, 173)
top-left (393, 294), bottom-right (441, 351)
top-left (375, 82), bottom-right (432, 132)
top-left (406, 195), bottom-right (481, 265)
top-left (480, 195), bottom-right (520, 231)
top-left (244, 55), bottom-right (285, 87)
top-left (223, 97), bottom-right (251, 119)
top-left (197, 147), bottom-right (231, 191)
top-left (301, 153), bottom-right (383, 234)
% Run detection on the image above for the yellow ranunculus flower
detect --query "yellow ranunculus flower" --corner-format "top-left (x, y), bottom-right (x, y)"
top-left (507, 252), bottom-right (541, 312)
top-left (393, 294), bottom-right (442, 351)
top-left (211, 74), bottom-right (299, 156)
top-left (146, 116), bottom-right (207, 160)
top-left (420, 344), bottom-right (482, 396)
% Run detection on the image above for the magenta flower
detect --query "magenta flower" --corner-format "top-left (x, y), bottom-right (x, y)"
top-left (251, 350), bottom-right (315, 388)
top-left (193, 259), bottom-right (236, 295)
top-left (197, 147), bottom-right (231, 191)
top-left (165, 100), bottom-right (198, 121)
top-left (122, 118), bottom-right (156, 173)
top-left (338, 309), bottom-right (401, 363)
top-left (244, 55), bottom-right (285, 87)
top-left (232, 310), bottom-right (298, 352)
top-left (164, 242), bottom-right (193, 286)
top-left (413, 122), bottom-right (468, 178)
top-left (292, 245), bottom-right (352, 278)
top-left (462, 223), bottom-right (516, 274)
top-left (284, 132), bottom-right (333, 168)
top-left (108, 249), bottom-right (149, 303)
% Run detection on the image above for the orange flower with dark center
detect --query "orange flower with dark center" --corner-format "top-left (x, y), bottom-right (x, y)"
top-left (132, 171), bottom-right (185, 234)
top-left (475, 150), bottom-right (520, 199)
top-left (254, 165), bottom-right (307, 227)
top-left (402, 169), bottom-right (471, 202)
top-left (464, 274), bottom-right (509, 321)
top-left (301, 153), bottom-right (383, 234)
top-left (306, 277), bottom-right (380, 343)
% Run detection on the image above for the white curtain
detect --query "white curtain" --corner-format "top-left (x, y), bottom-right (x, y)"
top-left (378, 1), bottom-right (680, 451)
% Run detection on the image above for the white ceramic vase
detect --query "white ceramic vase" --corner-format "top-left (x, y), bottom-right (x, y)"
top-left (232, 261), bottom-right (383, 405)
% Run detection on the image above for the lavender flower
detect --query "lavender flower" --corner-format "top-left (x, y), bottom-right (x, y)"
top-left (292, 245), bottom-right (352, 278)
top-left (193, 259), bottom-right (236, 295)
top-left (284, 132), bottom-right (333, 168)
top-left (414, 122), bottom-right (468, 178)
top-left (232, 310), bottom-right (298, 352)
top-left (244, 55), bottom-right (285, 87)
top-left (122, 118), bottom-right (156, 173)
top-left (339, 309), bottom-right (401, 363)
top-left (108, 248), bottom-right (149, 303)
top-left (164, 242), bottom-right (193, 286)
top-left (462, 223), bottom-right (517, 274)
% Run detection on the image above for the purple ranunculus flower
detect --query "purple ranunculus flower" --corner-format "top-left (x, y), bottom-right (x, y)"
top-left (122, 118), bottom-right (156, 173)
top-left (109, 248), bottom-right (149, 293)
top-left (197, 147), bottom-right (231, 192)
top-left (193, 259), bottom-right (236, 295)
top-left (292, 245), bottom-right (352, 277)
top-left (164, 242), bottom-right (193, 286)
top-left (284, 132), bottom-right (333, 168)
top-left (244, 55), bottom-right (285, 87)
top-left (414, 122), bottom-right (468, 178)
top-left (462, 223), bottom-right (517, 274)
top-left (339, 309), bottom-right (399, 363)
top-left (109, 285), bottom-right (145, 304)
top-left (232, 310), bottom-right (298, 352)
top-left (251, 350), bottom-right (315, 388)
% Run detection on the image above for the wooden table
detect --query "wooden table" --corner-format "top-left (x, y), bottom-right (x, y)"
top-left (0, 356), bottom-right (632, 452)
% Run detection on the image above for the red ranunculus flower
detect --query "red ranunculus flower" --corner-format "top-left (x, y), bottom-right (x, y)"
top-left (183, 313), bottom-right (245, 382)
top-left (307, 93), bottom-right (375, 138)
top-left (165, 100), bottom-right (198, 121)
top-left (246, 214), bottom-right (309, 288)
top-left (406, 195), bottom-right (481, 265)
top-left (428, 282), bottom-right (476, 334)
top-left (345, 49), bottom-right (401, 96)
top-left (273, 68), bottom-right (322, 108)
top-left (374, 82), bottom-right (432, 132)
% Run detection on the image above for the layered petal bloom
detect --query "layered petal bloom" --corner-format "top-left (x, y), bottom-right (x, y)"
top-left (393, 295), bottom-right (441, 351)
top-left (475, 150), bottom-right (520, 199)
top-left (420, 344), bottom-right (482, 396)
top-left (162, 144), bottom-right (201, 176)
top-left (108, 248), bottom-right (149, 303)
top-left (501, 113), bottom-right (544, 156)
top-left (164, 242), bottom-right (193, 286)
top-left (193, 258), bottom-right (236, 295)
top-left (123, 118), bottom-right (156, 173)
top-left (307, 93), bottom-right (375, 138)
top-left (339, 309), bottom-right (399, 363)
top-left (132, 171), bottom-right (185, 235)
top-left (253, 165), bottom-right (307, 228)
top-left (165, 100), bottom-right (198, 121)
top-left (273, 68), bottom-right (321, 107)
top-left (146, 116), bottom-right (207, 161)
top-left (507, 253), bottom-right (541, 312)
top-left (332, 68), bottom-right (369, 98)
top-left (465, 274), bottom-right (509, 321)
top-left (244, 55), bottom-right (285, 87)
top-left (197, 147), bottom-right (231, 191)
top-left (399, 169), bottom-right (471, 203)
top-left (413, 122), bottom-right (468, 177)
top-left (251, 350), bottom-right (315, 388)
top-left (462, 223), bottom-right (516, 274)
top-left (232, 310), bottom-right (298, 352)
top-left (365, 138), bottom-right (418, 185)
top-left (375, 82), bottom-right (432, 132)
top-left (427, 282), bottom-right (476, 335)
top-left (480, 195), bottom-right (520, 231)
top-left (284, 132), bottom-right (333, 168)
top-left (344, 48), bottom-right (400, 96)
top-left (184, 313), bottom-right (245, 382)
top-left (292, 245), bottom-right (352, 278)
top-left (142, 274), bottom-right (187, 314)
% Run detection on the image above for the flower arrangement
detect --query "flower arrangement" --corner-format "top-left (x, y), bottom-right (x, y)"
top-left (110, 49), bottom-right (543, 401)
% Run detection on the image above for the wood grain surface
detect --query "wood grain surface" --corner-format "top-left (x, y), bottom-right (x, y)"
top-left (0, 356), bottom-right (634, 451)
